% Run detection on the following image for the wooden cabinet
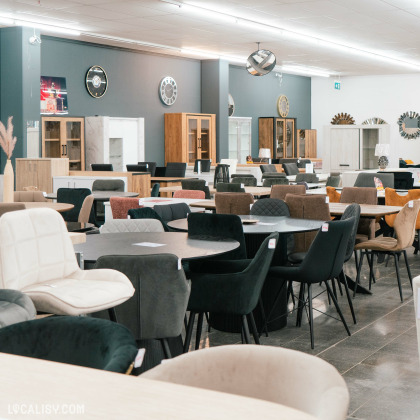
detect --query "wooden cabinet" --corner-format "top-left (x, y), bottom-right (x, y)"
top-left (258, 117), bottom-right (296, 159)
top-left (228, 117), bottom-right (252, 164)
top-left (297, 129), bottom-right (317, 158)
top-left (16, 158), bottom-right (69, 193)
top-left (42, 117), bottom-right (85, 171)
top-left (164, 113), bottom-right (216, 164)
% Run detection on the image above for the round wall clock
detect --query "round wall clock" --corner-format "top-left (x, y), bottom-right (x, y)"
top-left (86, 65), bottom-right (108, 98)
top-left (277, 95), bottom-right (289, 117)
top-left (159, 76), bottom-right (177, 106)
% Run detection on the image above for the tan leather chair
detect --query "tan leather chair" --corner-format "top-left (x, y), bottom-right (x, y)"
top-left (14, 191), bottom-right (47, 202)
top-left (215, 192), bottom-right (254, 215)
top-left (78, 195), bottom-right (94, 223)
top-left (0, 203), bottom-right (25, 217)
top-left (22, 186), bottom-right (38, 191)
top-left (270, 184), bottom-right (306, 200)
top-left (142, 345), bottom-right (349, 420)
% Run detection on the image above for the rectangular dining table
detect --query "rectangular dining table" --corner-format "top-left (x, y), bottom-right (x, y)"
top-left (159, 185), bottom-right (272, 197)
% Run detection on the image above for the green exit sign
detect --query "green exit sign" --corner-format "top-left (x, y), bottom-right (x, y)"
top-left (334, 81), bottom-right (341, 90)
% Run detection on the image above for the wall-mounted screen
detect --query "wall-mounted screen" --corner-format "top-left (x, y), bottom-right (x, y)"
top-left (40, 76), bottom-right (68, 115)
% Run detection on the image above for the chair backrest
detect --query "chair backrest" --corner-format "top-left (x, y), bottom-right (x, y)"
top-left (296, 181), bottom-right (309, 190)
top-left (0, 208), bottom-right (79, 290)
top-left (13, 191), bottom-right (47, 202)
top-left (0, 203), bottom-right (26, 217)
top-left (295, 173), bottom-right (319, 183)
top-left (95, 254), bottom-right (189, 341)
top-left (231, 176), bottom-right (257, 187)
top-left (260, 164), bottom-right (278, 173)
top-left (126, 164), bottom-right (148, 172)
top-left (138, 162), bottom-right (157, 177)
top-left (92, 179), bottom-right (125, 192)
top-left (128, 207), bottom-right (170, 232)
top-left (216, 183), bottom-right (245, 193)
top-left (340, 203), bottom-right (361, 262)
top-left (385, 188), bottom-right (409, 228)
top-left (142, 344), bottom-right (349, 420)
top-left (57, 188), bottom-right (92, 223)
top-left (165, 162), bottom-right (187, 178)
top-left (194, 159), bottom-right (211, 173)
top-left (326, 175), bottom-right (341, 188)
top-left (297, 159), bottom-right (311, 168)
top-left (187, 213), bottom-right (247, 260)
top-left (214, 164), bottom-right (230, 185)
top-left (262, 178), bottom-right (289, 187)
top-left (231, 174), bottom-right (255, 178)
top-left (394, 200), bottom-right (420, 249)
top-left (250, 198), bottom-right (290, 217)
top-left (151, 183), bottom-right (160, 197)
top-left (181, 179), bottom-right (211, 199)
top-left (91, 164), bottom-right (113, 171)
top-left (215, 192), bottom-right (254, 215)
top-left (100, 219), bottom-right (164, 233)
top-left (78, 195), bottom-right (94, 223)
top-left (389, 171), bottom-right (414, 189)
top-left (23, 186), bottom-right (38, 191)
top-left (285, 194), bottom-right (331, 253)
top-left (326, 187), bottom-right (341, 203)
top-left (110, 197), bottom-right (143, 219)
top-left (282, 163), bottom-right (299, 175)
top-left (270, 184), bottom-right (306, 200)
top-left (155, 166), bottom-right (166, 177)
top-left (261, 172), bottom-right (287, 179)
top-left (173, 189), bottom-right (205, 199)
top-left (354, 172), bottom-right (394, 189)
top-left (220, 158), bottom-right (237, 176)
top-left (153, 203), bottom-right (191, 223)
top-left (0, 316), bottom-right (138, 373)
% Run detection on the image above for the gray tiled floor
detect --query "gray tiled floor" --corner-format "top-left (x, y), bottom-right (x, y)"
top-left (187, 248), bottom-right (420, 420)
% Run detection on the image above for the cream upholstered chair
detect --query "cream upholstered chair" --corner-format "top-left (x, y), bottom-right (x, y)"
top-left (142, 345), bottom-right (349, 420)
top-left (413, 276), bottom-right (420, 366)
top-left (100, 219), bottom-right (164, 233)
top-left (0, 208), bottom-right (134, 316)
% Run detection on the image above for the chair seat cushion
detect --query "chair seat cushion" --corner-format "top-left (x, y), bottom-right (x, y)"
top-left (22, 269), bottom-right (134, 316)
top-left (354, 237), bottom-right (398, 252)
top-left (288, 252), bottom-right (306, 264)
top-left (0, 290), bottom-right (36, 327)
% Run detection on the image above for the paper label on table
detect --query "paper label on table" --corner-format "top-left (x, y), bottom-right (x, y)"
top-left (409, 200), bottom-right (414, 208)
top-left (241, 184), bottom-right (244, 188)
top-left (134, 348), bottom-right (146, 368)
top-left (268, 238), bottom-right (276, 249)
top-left (133, 242), bottom-right (165, 247)
top-left (178, 258), bottom-right (182, 270)
top-left (322, 223), bottom-right (329, 232)
top-left (306, 163), bottom-right (314, 173)
top-left (325, 196), bottom-right (329, 203)
top-left (139, 199), bottom-right (143, 205)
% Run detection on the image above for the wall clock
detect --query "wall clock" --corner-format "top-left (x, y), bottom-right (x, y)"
top-left (159, 76), bottom-right (177, 106)
top-left (85, 65), bottom-right (108, 98)
top-left (277, 95), bottom-right (289, 117)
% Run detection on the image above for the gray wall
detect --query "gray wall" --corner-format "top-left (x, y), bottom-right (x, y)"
top-left (41, 37), bottom-right (201, 165)
top-left (229, 66), bottom-right (311, 157)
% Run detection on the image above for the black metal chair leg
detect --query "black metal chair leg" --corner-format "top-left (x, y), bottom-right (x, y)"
top-left (336, 276), bottom-right (343, 296)
top-left (108, 307), bottom-right (118, 323)
top-left (354, 249), bottom-right (359, 272)
top-left (195, 313), bottom-right (204, 350)
top-left (403, 250), bottom-right (413, 289)
top-left (331, 277), bottom-right (338, 299)
top-left (287, 280), bottom-right (295, 306)
top-left (241, 315), bottom-right (251, 344)
top-left (366, 251), bottom-right (375, 289)
top-left (205, 312), bottom-right (211, 332)
top-left (161, 338), bottom-right (172, 359)
top-left (307, 284), bottom-right (315, 349)
top-left (393, 253), bottom-right (404, 302)
top-left (183, 312), bottom-right (196, 353)
top-left (325, 281), bottom-right (351, 336)
top-left (340, 270), bottom-right (356, 324)
top-left (296, 283), bottom-right (305, 327)
top-left (247, 313), bottom-right (260, 345)
top-left (184, 313), bottom-right (187, 330)
top-left (354, 251), bottom-right (365, 298)
top-left (258, 296), bottom-right (269, 338)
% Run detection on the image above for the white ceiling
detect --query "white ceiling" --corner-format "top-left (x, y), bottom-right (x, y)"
top-left (1, 0), bottom-right (420, 76)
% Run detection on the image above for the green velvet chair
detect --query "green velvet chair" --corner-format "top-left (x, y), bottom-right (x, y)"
top-left (57, 187), bottom-right (97, 226)
top-left (151, 183), bottom-right (160, 197)
top-left (128, 207), bottom-right (169, 231)
top-left (262, 177), bottom-right (289, 187)
top-left (0, 316), bottom-right (138, 373)
top-left (184, 232), bottom-right (279, 351)
top-left (231, 176), bottom-right (257, 186)
top-left (181, 179), bottom-right (210, 199)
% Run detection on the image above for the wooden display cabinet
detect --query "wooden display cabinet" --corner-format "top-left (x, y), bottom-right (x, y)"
top-left (165, 113), bottom-right (216, 164)
top-left (258, 117), bottom-right (296, 159)
top-left (42, 117), bottom-right (85, 171)
top-left (297, 129), bottom-right (317, 158)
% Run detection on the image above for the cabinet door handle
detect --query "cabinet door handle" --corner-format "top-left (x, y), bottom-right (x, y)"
top-left (61, 145), bottom-right (65, 156)
top-left (339, 164), bottom-right (350, 167)
top-left (64, 145), bottom-right (67, 155)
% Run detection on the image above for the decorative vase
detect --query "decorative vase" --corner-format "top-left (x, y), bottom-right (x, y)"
top-left (3, 159), bottom-right (14, 203)
top-left (378, 156), bottom-right (389, 171)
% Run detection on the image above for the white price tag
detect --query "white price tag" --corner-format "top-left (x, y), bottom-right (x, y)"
top-left (205, 181), bottom-right (208, 186)
top-left (409, 200), bottom-right (414, 208)
top-left (305, 163), bottom-right (314, 173)
top-left (325, 196), bottom-right (329, 203)
top-left (241, 184), bottom-right (244, 188)
top-left (178, 258), bottom-right (182, 270)
top-left (268, 238), bottom-right (276, 249)
top-left (134, 348), bottom-right (146, 368)
top-left (138, 199), bottom-right (143, 205)
top-left (322, 223), bottom-right (329, 232)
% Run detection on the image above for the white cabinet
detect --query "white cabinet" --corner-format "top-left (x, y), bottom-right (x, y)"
top-left (228, 117), bottom-right (252, 164)
top-left (323, 124), bottom-right (390, 173)
top-left (85, 117), bottom-right (145, 172)
top-left (53, 176), bottom-right (127, 192)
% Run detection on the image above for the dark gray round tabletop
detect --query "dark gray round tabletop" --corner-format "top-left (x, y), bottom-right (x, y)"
top-left (73, 232), bottom-right (239, 263)
top-left (46, 191), bottom-right (139, 202)
top-left (168, 215), bottom-right (325, 234)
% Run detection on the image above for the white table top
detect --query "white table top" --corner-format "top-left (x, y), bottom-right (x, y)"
top-left (0, 353), bottom-right (317, 420)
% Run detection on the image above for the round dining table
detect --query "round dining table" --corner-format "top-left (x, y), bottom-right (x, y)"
top-left (45, 191), bottom-right (139, 202)
top-left (23, 202), bottom-right (74, 212)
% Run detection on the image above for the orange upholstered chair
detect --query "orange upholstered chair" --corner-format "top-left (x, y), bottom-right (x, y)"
top-left (110, 197), bottom-right (143, 219)
top-left (385, 188), bottom-right (420, 228)
top-left (173, 190), bottom-right (205, 199)
top-left (326, 186), bottom-right (341, 203)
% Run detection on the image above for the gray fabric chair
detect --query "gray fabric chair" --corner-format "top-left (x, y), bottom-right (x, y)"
top-left (231, 174), bottom-right (255, 178)
top-left (181, 179), bottom-right (211, 199)
top-left (138, 162), bottom-right (157, 177)
top-left (295, 173), bottom-right (319, 183)
top-left (326, 175), bottom-right (341, 187)
top-left (194, 159), bottom-right (211, 173)
top-left (91, 164), bottom-right (113, 171)
top-left (297, 159), bottom-right (311, 169)
top-left (94, 254), bottom-right (190, 359)
top-left (153, 203), bottom-right (191, 225)
top-left (0, 290), bottom-right (36, 328)
top-left (100, 219), bottom-right (164, 233)
top-left (216, 183), bottom-right (245, 193)
top-left (354, 172), bottom-right (394, 189)
top-left (261, 172), bottom-right (287, 179)
top-left (231, 176), bottom-right (257, 187)
top-left (262, 178), bottom-right (289, 187)
top-left (260, 164), bottom-right (278, 173)
top-left (165, 162), bottom-right (187, 178)
top-left (282, 163), bottom-right (300, 175)
top-left (92, 179), bottom-right (125, 191)
top-left (250, 198), bottom-right (290, 217)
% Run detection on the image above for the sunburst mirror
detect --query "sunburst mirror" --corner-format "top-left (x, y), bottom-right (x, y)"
top-left (331, 113), bottom-right (355, 125)
top-left (397, 111), bottom-right (420, 139)
top-left (362, 118), bottom-right (387, 125)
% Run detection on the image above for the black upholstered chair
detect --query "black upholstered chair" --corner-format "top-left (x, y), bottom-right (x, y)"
top-left (282, 163), bottom-right (300, 176)
top-left (231, 174), bottom-right (255, 178)
top-left (126, 164), bottom-right (148, 172)
top-left (216, 183), bottom-right (245, 193)
top-left (165, 162), bottom-right (187, 177)
top-left (153, 203), bottom-right (191, 227)
top-left (354, 172), bottom-right (394, 188)
top-left (0, 316), bottom-right (138, 373)
top-left (151, 183), bottom-right (160, 197)
top-left (0, 290), bottom-right (36, 328)
top-left (194, 159), bottom-right (211, 173)
top-left (295, 173), bottom-right (319, 183)
top-left (91, 164), bottom-right (113, 171)
top-left (181, 179), bottom-right (211, 199)
top-left (261, 172), bottom-right (287, 179)
top-left (94, 254), bottom-right (189, 359)
top-left (250, 198), bottom-right (289, 217)
top-left (214, 164), bottom-right (230, 185)
top-left (263, 178), bottom-right (289, 187)
top-left (383, 171), bottom-right (413, 190)
top-left (128, 207), bottom-right (169, 231)
top-left (184, 232), bottom-right (279, 350)
top-left (57, 188), bottom-right (96, 225)
top-left (260, 164), bottom-right (278, 173)
top-left (92, 179), bottom-right (125, 191)
top-left (231, 176), bottom-right (257, 187)
top-left (326, 175), bottom-right (341, 187)
top-left (269, 218), bottom-right (353, 348)
top-left (297, 159), bottom-right (311, 169)
top-left (138, 162), bottom-right (157, 177)
top-left (155, 166), bottom-right (166, 177)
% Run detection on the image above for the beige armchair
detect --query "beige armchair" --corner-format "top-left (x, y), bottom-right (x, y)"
top-left (0, 208), bottom-right (134, 316)
top-left (14, 191), bottom-right (47, 203)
